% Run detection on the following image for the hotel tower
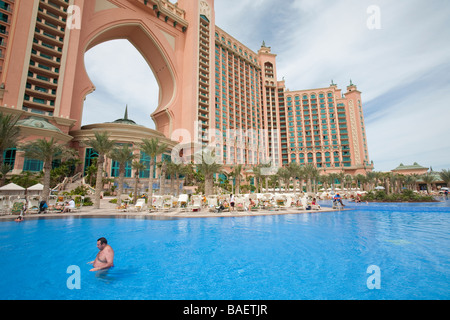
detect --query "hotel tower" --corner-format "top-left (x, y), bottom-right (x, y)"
top-left (0, 0), bottom-right (373, 177)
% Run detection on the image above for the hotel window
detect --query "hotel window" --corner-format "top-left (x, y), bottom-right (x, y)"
top-left (2, 148), bottom-right (16, 168)
top-left (139, 152), bottom-right (152, 179)
top-left (84, 148), bottom-right (99, 174)
top-left (111, 160), bottom-right (132, 178)
top-left (23, 158), bottom-right (43, 172)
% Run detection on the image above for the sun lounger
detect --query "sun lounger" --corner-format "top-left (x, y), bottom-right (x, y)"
top-left (207, 197), bottom-right (218, 212)
top-left (178, 194), bottom-right (189, 212)
top-left (134, 198), bottom-right (146, 212)
top-left (162, 195), bottom-right (174, 211)
top-left (0, 196), bottom-right (8, 215)
top-left (235, 197), bottom-right (245, 211)
top-left (300, 197), bottom-right (308, 210)
top-left (191, 195), bottom-right (202, 212)
top-left (153, 196), bottom-right (164, 211)
top-left (116, 195), bottom-right (131, 212)
top-left (27, 197), bottom-right (40, 214)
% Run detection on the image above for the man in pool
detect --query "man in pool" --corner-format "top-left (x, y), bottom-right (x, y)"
top-left (88, 237), bottom-right (114, 272)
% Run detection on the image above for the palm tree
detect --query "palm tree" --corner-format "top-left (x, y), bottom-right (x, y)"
top-left (277, 167), bottom-right (291, 193)
top-left (420, 172), bottom-right (436, 194)
top-left (251, 166), bottom-right (260, 194)
top-left (327, 173), bottom-right (339, 192)
top-left (439, 169), bottom-right (450, 188)
top-left (131, 160), bottom-right (146, 204)
top-left (337, 171), bottom-right (346, 190)
top-left (170, 162), bottom-right (184, 196)
top-left (83, 131), bottom-right (116, 209)
top-left (303, 164), bottom-right (318, 193)
top-left (260, 161), bottom-right (273, 192)
top-left (318, 173), bottom-right (329, 192)
top-left (85, 158), bottom-right (98, 187)
top-left (286, 162), bottom-right (301, 192)
top-left (383, 172), bottom-right (392, 195)
top-left (365, 171), bottom-right (377, 190)
top-left (268, 174), bottom-right (278, 191)
top-left (0, 163), bottom-right (12, 187)
top-left (196, 150), bottom-right (222, 196)
top-left (355, 174), bottom-right (366, 191)
top-left (252, 165), bottom-right (267, 193)
top-left (374, 171), bottom-right (384, 189)
top-left (140, 138), bottom-right (168, 204)
top-left (0, 112), bottom-right (21, 165)
top-left (404, 174), bottom-right (416, 191)
top-left (311, 167), bottom-right (320, 193)
top-left (396, 173), bottom-right (406, 193)
top-left (157, 159), bottom-right (171, 195)
top-left (229, 164), bottom-right (243, 195)
top-left (110, 144), bottom-right (135, 205)
top-left (344, 174), bottom-right (353, 191)
top-left (165, 162), bottom-right (176, 196)
top-left (20, 138), bottom-right (77, 202)
top-left (181, 163), bottom-right (196, 187)
top-left (410, 173), bottom-right (421, 191)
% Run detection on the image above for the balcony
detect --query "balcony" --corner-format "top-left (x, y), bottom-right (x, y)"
top-left (23, 97), bottom-right (55, 112)
top-left (25, 86), bottom-right (56, 101)
top-left (35, 20), bottom-right (65, 38)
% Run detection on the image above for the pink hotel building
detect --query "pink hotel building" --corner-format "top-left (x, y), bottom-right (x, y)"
top-left (0, 0), bottom-right (373, 177)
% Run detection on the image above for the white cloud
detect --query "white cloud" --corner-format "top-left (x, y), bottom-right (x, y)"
top-left (269, 0), bottom-right (450, 171)
top-left (82, 40), bottom-right (159, 129)
top-left (366, 82), bottom-right (450, 171)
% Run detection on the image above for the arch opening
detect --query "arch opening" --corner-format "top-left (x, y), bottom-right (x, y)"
top-left (75, 22), bottom-right (177, 136)
top-left (83, 39), bottom-right (159, 129)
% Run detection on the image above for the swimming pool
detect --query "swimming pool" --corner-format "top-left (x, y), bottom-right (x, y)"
top-left (0, 200), bottom-right (449, 300)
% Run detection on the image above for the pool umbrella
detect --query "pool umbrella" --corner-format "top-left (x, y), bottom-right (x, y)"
top-left (0, 183), bottom-right (26, 195)
top-left (374, 186), bottom-right (385, 190)
top-left (27, 183), bottom-right (44, 195)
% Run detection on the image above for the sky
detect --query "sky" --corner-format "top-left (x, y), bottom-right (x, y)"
top-left (82, 0), bottom-right (450, 172)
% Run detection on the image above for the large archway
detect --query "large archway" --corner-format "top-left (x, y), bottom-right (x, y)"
top-left (82, 39), bottom-right (159, 128)
top-left (59, 0), bottom-right (202, 138)
top-left (69, 22), bottom-right (177, 136)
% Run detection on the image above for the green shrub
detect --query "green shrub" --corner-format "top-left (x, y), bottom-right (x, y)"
top-left (361, 189), bottom-right (437, 202)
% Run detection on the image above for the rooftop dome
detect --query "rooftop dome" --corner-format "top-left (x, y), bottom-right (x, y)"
top-left (111, 105), bottom-right (138, 125)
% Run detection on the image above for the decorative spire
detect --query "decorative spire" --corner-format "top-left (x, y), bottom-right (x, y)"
top-left (111, 104), bottom-right (137, 125)
top-left (350, 79), bottom-right (354, 86)
top-left (262, 40), bottom-right (266, 47)
top-left (124, 105), bottom-right (129, 120)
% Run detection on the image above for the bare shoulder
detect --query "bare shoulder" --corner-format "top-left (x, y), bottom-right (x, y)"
top-left (106, 245), bottom-right (115, 255)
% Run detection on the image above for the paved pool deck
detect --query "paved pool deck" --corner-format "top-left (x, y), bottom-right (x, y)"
top-left (0, 198), bottom-right (346, 221)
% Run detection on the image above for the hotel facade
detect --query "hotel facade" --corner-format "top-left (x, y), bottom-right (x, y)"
top-left (0, 0), bottom-right (373, 179)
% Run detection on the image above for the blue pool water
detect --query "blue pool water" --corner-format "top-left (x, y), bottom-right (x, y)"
top-left (0, 200), bottom-right (449, 300)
